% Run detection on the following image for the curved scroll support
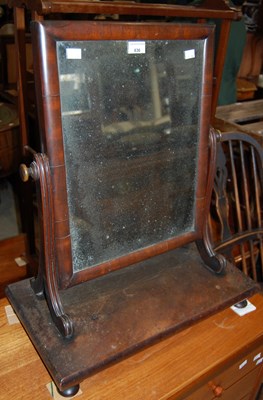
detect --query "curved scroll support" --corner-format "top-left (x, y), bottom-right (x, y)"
top-left (196, 225), bottom-right (227, 275)
top-left (195, 128), bottom-right (227, 274)
top-left (20, 150), bottom-right (74, 339)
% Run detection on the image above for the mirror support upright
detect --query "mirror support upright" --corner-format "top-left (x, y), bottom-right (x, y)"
top-left (20, 148), bottom-right (74, 339)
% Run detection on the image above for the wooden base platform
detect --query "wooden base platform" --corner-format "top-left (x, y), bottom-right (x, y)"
top-left (6, 244), bottom-right (259, 393)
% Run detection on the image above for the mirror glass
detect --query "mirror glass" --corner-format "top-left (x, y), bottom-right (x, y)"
top-left (57, 39), bottom-right (205, 271)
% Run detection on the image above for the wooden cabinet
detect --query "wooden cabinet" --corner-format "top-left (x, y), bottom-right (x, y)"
top-left (174, 343), bottom-right (263, 400)
top-left (1, 293), bottom-right (263, 399)
top-left (209, 346), bottom-right (262, 400)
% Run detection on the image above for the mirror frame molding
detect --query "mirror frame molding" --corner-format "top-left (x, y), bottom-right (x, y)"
top-left (31, 20), bottom-right (216, 290)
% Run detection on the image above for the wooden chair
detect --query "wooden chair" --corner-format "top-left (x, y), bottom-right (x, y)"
top-left (209, 131), bottom-right (263, 282)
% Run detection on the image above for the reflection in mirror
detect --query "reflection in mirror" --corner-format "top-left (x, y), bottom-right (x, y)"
top-left (57, 39), bottom-right (205, 271)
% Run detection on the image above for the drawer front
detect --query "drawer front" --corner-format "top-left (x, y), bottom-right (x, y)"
top-left (213, 344), bottom-right (263, 390)
top-left (216, 367), bottom-right (262, 400)
top-left (172, 367), bottom-right (261, 400)
top-left (169, 344), bottom-right (263, 400)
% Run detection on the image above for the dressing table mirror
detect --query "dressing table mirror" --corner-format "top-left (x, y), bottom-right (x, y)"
top-left (6, 20), bottom-right (258, 396)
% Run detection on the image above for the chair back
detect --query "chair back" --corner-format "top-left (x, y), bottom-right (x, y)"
top-left (209, 131), bottom-right (263, 282)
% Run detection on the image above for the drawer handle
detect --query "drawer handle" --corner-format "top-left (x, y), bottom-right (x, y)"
top-left (209, 382), bottom-right (224, 397)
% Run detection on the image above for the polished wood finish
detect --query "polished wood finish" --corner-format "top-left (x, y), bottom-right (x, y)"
top-left (1, 293), bottom-right (262, 399)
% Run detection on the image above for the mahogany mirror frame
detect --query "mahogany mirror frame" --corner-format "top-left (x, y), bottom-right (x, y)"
top-left (30, 20), bottom-right (216, 291)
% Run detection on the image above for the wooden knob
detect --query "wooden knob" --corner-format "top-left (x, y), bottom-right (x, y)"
top-left (213, 385), bottom-right (223, 397)
top-left (19, 162), bottom-right (39, 182)
top-left (19, 163), bottom-right (30, 182)
top-left (209, 382), bottom-right (223, 397)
